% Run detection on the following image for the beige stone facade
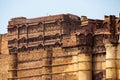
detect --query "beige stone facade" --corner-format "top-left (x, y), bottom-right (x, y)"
top-left (0, 14), bottom-right (120, 80)
top-left (0, 34), bottom-right (9, 54)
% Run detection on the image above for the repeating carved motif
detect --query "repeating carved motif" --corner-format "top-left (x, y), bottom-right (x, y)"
top-left (6, 14), bottom-right (120, 80)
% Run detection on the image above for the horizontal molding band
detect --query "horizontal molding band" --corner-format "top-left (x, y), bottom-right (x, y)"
top-left (18, 53), bottom-right (92, 63)
top-left (106, 58), bottom-right (116, 60)
top-left (93, 70), bottom-right (105, 71)
top-left (116, 58), bottom-right (120, 60)
top-left (18, 59), bottom-right (42, 63)
top-left (8, 69), bottom-right (92, 79)
top-left (106, 67), bottom-right (116, 69)
top-left (106, 78), bottom-right (117, 80)
top-left (51, 61), bottom-right (92, 67)
top-left (106, 58), bottom-right (120, 60)
top-left (9, 61), bottom-right (92, 71)
top-left (9, 67), bottom-right (42, 71)
top-left (92, 61), bottom-right (105, 63)
top-left (93, 52), bottom-right (106, 56)
top-left (18, 55), bottom-right (76, 63)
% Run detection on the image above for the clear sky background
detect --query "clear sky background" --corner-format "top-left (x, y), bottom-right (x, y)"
top-left (0, 0), bottom-right (120, 34)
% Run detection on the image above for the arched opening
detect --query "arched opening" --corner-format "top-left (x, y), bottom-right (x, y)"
top-left (8, 28), bottom-right (13, 33)
top-left (54, 42), bottom-right (61, 47)
top-left (94, 35), bottom-right (104, 45)
top-left (37, 44), bottom-right (44, 49)
top-left (38, 22), bottom-right (43, 27)
top-left (21, 46), bottom-right (27, 52)
top-left (79, 34), bottom-right (86, 45)
top-left (104, 34), bottom-right (108, 39)
top-left (18, 25), bottom-right (27, 34)
top-left (103, 22), bottom-right (109, 29)
top-left (86, 33), bottom-right (93, 45)
top-left (96, 23), bottom-right (102, 29)
top-left (28, 37), bottom-right (32, 43)
top-left (37, 35), bottom-right (43, 41)
top-left (11, 47), bottom-right (17, 53)
top-left (55, 33), bottom-right (60, 39)
top-left (38, 22), bottom-right (43, 32)
top-left (19, 37), bottom-right (27, 43)
top-left (13, 26), bottom-right (17, 31)
top-left (27, 47), bottom-right (33, 51)
top-left (13, 38), bottom-right (17, 43)
top-left (8, 25), bottom-right (17, 34)
top-left (28, 26), bottom-right (33, 33)
top-left (8, 38), bottom-right (17, 44)
top-left (56, 19), bottom-right (62, 26)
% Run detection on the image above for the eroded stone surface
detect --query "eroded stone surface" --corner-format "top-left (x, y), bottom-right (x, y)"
top-left (0, 14), bottom-right (120, 80)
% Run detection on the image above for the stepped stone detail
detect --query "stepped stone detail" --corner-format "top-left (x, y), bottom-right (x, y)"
top-left (0, 14), bottom-right (120, 80)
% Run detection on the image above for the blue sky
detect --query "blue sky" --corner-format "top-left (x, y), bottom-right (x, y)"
top-left (0, 0), bottom-right (120, 34)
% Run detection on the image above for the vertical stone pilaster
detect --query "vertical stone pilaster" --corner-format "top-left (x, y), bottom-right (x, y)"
top-left (78, 47), bottom-right (92, 80)
top-left (7, 54), bottom-right (17, 80)
top-left (42, 48), bottom-right (52, 80)
top-left (105, 43), bottom-right (117, 80)
top-left (116, 35), bottom-right (120, 80)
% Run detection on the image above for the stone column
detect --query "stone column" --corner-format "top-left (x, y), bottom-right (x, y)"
top-left (105, 43), bottom-right (117, 80)
top-left (78, 46), bottom-right (92, 80)
top-left (8, 54), bottom-right (17, 80)
top-left (116, 35), bottom-right (120, 80)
